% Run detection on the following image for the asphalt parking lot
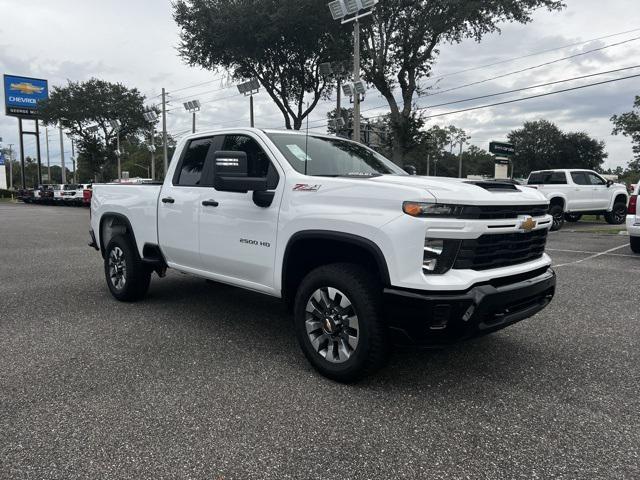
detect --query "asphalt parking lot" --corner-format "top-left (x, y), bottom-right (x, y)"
top-left (1, 203), bottom-right (638, 480)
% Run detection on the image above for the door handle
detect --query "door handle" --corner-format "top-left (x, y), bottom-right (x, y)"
top-left (202, 199), bottom-right (219, 207)
top-left (161, 197), bottom-right (175, 204)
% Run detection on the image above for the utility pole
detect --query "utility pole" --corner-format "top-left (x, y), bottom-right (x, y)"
top-left (353, 19), bottom-right (361, 143)
top-left (426, 153), bottom-right (431, 176)
top-left (162, 87), bottom-right (168, 177)
top-left (249, 94), bottom-right (255, 128)
top-left (116, 131), bottom-right (121, 181)
top-left (59, 125), bottom-right (66, 183)
top-left (45, 127), bottom-right (51, 182)
top-left (71, 140), bottom-right (76, 183)
top-left (8, 144), bottom-right (14, 190)
top-left (150, 132), bottom-right (156, 180)
top-left (458, 142), bottom-right (463, 178)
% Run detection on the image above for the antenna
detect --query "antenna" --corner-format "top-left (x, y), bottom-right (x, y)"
top-left (304, 101), bottom-right (310, 176)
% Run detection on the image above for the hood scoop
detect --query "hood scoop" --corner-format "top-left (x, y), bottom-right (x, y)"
top-left (464, 181), bottom-right (519, 191)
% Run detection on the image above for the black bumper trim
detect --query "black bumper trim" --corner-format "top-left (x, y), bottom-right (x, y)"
top-left (383, 268), bottom-right (556, 345)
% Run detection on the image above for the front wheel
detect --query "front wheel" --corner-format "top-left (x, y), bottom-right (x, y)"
top-left (604, 202), bottom-right (627, 225)
top-left (549, 205), bottom-right (564, 231)
top-left (294, 263), bottom-right (389, 383)
top-left (104, 234), bottom-right (151, 301)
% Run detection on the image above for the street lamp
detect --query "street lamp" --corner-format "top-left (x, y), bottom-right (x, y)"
top-left (143, 111), bottom-right (159, 179)
top-left (327, 0), bottom-right (378, 143)
top-left (320, 60), bottom-right (349, 136)
top-left (110, 119), bottom-right (122, 181)
top-left (183, 100), bottom-right (201, 134)
top-left (236, 79), bottom-right (260, 127)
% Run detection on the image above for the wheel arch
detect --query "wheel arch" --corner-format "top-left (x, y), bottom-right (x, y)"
top-left (98, 213), bottom-right (139, 259)
top-left (281, 230), bottom-right (391, 307)
top-left (548, 196), bottom-right (566, 211)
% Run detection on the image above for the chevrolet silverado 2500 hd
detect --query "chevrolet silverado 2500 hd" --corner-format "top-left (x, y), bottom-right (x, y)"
top-left (90, 128), bottom-right (556, 382)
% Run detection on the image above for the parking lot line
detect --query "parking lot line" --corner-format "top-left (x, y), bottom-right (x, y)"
top-left (547, 248), bottom-right (637, 258)
top-left (553, 243), bottom-right (631, 267)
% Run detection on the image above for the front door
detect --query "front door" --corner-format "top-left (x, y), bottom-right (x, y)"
top-left (586, 171), bottom-right (610, 210)
top-left (569, 171), bottom-right (595, 211)
top-left (158, 135), bottom-right (218, 269)
top-left (198, 133), bottom-right (283, 290)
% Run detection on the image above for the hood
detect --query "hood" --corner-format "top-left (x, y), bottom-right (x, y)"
top-left (369, 175), bottom-right (548, 205)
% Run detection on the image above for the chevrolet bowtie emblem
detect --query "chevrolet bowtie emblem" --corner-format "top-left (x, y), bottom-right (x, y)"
top-left (10, 82), bottom-right (44, 95)
top-left (519, 217), bottom-right (537, 232)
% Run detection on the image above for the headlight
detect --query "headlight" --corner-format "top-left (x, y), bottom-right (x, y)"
top-left (423, 238), bottom-right (461, 274)
top-left (403, 201), bottom-right (464, 217)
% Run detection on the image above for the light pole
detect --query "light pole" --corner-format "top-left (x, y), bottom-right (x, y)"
top-left (45, 127), bottom-right (51, 182)
top-left (320, 61), bottom-right (349, 136)
top-left (328, 0), bottom-right (378, 143)
top-left (183, 100), bottom-right (201, 134)
top-left (143, 111), bottom-right (159, 180)
top-left (110, 119), bottom-right (122, 181)
top-left (237, 79), bottom-right (260, 127)
top-left (59, 125), bottom-right (66, 183)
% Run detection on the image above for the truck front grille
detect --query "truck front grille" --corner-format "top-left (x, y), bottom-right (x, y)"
top-left (453, 229), bottom-right (548, 271)
top-left (459, 204), bottom-right (548, 220)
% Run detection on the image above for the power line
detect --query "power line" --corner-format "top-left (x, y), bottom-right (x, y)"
top-left (429, 26), bottom-right (640, 82)
top-left (307, 72), bottom-right (640, 130)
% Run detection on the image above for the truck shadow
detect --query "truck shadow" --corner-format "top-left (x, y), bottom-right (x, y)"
top-left (144, 273), bottom-right (549, 392)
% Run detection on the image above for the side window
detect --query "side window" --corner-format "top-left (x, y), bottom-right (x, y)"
top-left (549, 172), bottom-right (567, 184)
top-left (221, 134), bottom-right (279, 188)
top-left (177, 137), bottom-right (214, 186)
top-left (571, 172), bottom-right (589, 185)
top-left (587, 173), bottom-right (605, 186)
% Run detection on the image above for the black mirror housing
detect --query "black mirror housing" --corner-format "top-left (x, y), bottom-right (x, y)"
top-left (212, 150), bottom-right (268, 193)
top-left (606, 180), bottom-right (614, 188)
top-left (403, 164), bottom-right (417, 176)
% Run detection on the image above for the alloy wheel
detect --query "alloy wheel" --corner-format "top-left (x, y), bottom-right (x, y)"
top-left (305, 287), bottom-right (359, 363)
top-left (108, 246), bottom-right (127, 290)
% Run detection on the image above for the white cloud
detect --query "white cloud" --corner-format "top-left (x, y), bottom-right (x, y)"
top-left (0, 0), bottom-right (638, 172)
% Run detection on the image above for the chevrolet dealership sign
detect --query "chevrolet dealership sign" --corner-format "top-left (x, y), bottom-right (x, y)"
top-left (4, 74), bottom-right (49, 118)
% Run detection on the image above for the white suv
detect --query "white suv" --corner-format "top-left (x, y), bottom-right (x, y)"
top-left (526, 169), bottom-right (628, 231)
top-left (626, 184), bottom-right (639, 253)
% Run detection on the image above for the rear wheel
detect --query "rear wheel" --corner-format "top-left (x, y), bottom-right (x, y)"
top-left (104, 234), bottom-right (151, 301)
top-left (630, 236), bottom-right (640, 254)
top-left (549, 205), bottom-right (564, 231)
top-left (604, 202), bottom-right (626, 225)
top-left (294, 263), bottom-right (389, 383)
top-left (564, 213), bottom-right (582, 223)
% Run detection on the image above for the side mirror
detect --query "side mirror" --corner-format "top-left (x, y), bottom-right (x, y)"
top-left (606, 179), bottom-right (613, 188)
top-left (212, 150), bottom-right (267, 193)
top-left (403, 164), bottom-right (417, 176)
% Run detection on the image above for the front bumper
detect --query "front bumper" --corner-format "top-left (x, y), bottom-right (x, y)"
top-left (384, 268), bottom-right (556, 345)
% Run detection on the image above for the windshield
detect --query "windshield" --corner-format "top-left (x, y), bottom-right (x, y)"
top-left (266, 133), bottom-right (406, 177)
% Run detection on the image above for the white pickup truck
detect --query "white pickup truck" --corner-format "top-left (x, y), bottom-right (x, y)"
top-left (525, 169), bottom-right (628, 231)
top-left (90, 128), bottom-right (556, 382)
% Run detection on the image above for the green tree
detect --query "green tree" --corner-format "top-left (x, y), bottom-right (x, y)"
top-left (507, 120), bottom-right (607, 176)
top-left (611, 95), bottom-right (640, 161)
top-left (39, 78), bottom-right (150, 181)
top-left (174, 0), bottom-right (348, 130)
top-left (360, 0), bottom-right (564, 164)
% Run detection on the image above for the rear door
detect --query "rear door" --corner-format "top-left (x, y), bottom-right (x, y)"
top-left (198, 133), bottom-right (283, 289)
top-left (158, 135), bottom-right (221, 269)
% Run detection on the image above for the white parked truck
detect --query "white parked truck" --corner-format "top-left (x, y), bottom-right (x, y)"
top-left (90, 128), bottom-right (556, 382)
top-left (525, 169), bottom-right (628, 231)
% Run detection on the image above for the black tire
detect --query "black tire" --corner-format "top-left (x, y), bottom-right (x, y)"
top-left (294, 263), bottom-right (389, 383)
top-left (564, 213), bottom-right (582, 223)
top-left (549, 205), bottom-right (564, 231)
top-left (604, 202), bottom-right (626, 225)
top-left (631, 236), bottom-right (640, 254)
top-left (104, 234), bottom-right (151, 302)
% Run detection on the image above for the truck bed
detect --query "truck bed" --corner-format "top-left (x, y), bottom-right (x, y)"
top-left (91, 183), bottom-right (162, 255)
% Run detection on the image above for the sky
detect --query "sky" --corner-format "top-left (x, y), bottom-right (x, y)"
top-left (0, 0), bottom-right (639, 174)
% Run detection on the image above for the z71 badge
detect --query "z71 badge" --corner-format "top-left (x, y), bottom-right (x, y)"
top-left (293, 184), bottom-right (321, 192)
